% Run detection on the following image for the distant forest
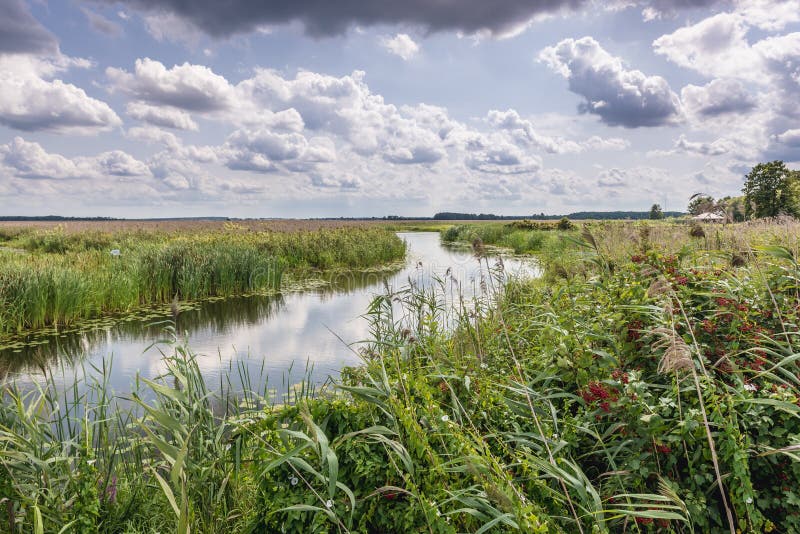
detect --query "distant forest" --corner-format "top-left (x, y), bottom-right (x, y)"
top-left (0, 216), bottom-right (117, 221)
top-left (1, 212), bottom-right (685, 222)
top-left (432, 211), bottom-right (685, 220)
top-left (0, 216), bottom-right (229, 221)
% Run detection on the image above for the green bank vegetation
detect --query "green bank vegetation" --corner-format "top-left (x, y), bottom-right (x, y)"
top-left (2, 216), bottom-right (800, 532)
top-left (0, 225), bottom-right (406, 335)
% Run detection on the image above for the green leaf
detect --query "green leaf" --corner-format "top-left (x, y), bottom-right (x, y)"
top-left (153, 469), bottom-right (181, 518)
top-left (757, 245), bottom-right (795, 263)
top-left (326, 448), bottom-right (339, 500)
top-left (33, 505), bottom-right (43, 534)
top-left (475, 513), bottom-right (518, 533)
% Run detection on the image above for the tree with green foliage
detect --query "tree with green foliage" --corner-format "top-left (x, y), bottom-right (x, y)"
top-left (719, 196), bottom-right (746, 222)
top-left (742, 161), bottom-right (798, 219)
top-left (788, 169), bottom-right (800, 215)
top-left (649, 204), bottom-right (664, 220)
top-left (557, 216), bottom-right (573, 230)
top-left (687, 194), bottom-right (718, 216)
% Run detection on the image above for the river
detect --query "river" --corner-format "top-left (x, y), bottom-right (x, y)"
top-left (0, 232), bottom-right (538, 397)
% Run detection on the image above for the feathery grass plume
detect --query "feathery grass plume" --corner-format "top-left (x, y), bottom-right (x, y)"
top-left (651, 326), bottom-right (694, 374)
top-left (646, 277), bottom-right (671, 299)
top-left (580, 227), bottom-right (598, 251)
top-left (640, 265), bottom-right (659, 277)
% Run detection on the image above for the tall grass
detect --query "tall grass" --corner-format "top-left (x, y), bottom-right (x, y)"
top-left (0, 226), bottom-right (405, 334)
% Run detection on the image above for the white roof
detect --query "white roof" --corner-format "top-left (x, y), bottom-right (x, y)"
top-left (692, 212), bottom-right (725, 220)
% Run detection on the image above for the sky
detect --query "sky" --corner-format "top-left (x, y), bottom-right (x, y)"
top-left (0, 0), bottom-right (799, 218)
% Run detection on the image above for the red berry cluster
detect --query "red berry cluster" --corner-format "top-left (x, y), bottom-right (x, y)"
top-left (611, 368), bottom-right (630, 384)
top-left (580, 381), bottom-right (619, 413)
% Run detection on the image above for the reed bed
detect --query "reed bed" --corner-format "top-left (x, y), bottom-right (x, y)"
top-left (0, 226), bottom-right (405, 334)
top-left (2, 220), bottom-right (800, 532)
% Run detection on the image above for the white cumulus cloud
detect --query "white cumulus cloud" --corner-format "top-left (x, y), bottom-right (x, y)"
top-left (539, 37), bottom-right (682, 128)
top-left (381, 34), bottom-right (420, 60)
top-left (0, 56), bottom-right (121, 133)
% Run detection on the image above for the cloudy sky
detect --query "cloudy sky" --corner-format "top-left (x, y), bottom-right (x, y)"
top-left (0, 0), bottom-right (799, 217)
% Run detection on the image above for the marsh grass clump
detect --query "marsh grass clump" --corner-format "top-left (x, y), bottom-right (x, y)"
top-left (440, 221), bottom-right (576, 255)
top-left (0, 226), bottom-right (406, 335)
top-left (689, 223), bottom-right (706, 238)
top-left (731, 251), bottom-right (748, 267)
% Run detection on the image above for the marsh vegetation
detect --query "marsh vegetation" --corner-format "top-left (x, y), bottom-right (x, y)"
top-left (2, 218), bottom-right (800, 532)
top-left (0, 224), bottom-right (406, 335)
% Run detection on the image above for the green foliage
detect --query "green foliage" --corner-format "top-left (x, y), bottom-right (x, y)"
top-left (440, 222), bottom-right (575, 255)
top-left (743, 161), bottom-right (798, 219)
top-left (507, 220), bottom-right (561, 231)
top-left (687, 194), bottom-right (718, 216)
top-left (557, 217), bottom-right (573, 230)
top-left (649, 204), bottom-right (664, 220)
top-left (720, 196), bottom-right (746, 222)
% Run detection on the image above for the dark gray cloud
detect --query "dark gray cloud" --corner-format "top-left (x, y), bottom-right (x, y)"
top-left (648, 0), bottom-right (723, 10)
top-left (539, 37), bottom-right (681, 128)
top-left (91, 0), bottom-right (731, 38)
top-left (0, 0), bottom-right (59, 55)
top-left (93, 0), bottom-right (587, 37)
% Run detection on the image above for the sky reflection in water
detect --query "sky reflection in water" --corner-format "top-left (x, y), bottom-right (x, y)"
top-left (0, 233), bottom-right (538, 396)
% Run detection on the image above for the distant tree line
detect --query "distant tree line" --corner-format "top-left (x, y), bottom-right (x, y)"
top-left (433, 211), bottom-right (683, 221)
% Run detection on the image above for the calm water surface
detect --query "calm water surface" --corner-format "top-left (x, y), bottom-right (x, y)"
top-left (1, 233), bottom-right (538, 396)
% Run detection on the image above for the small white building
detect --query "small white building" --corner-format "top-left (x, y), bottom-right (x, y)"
top-left (692, 212), bottom-right (725, 222)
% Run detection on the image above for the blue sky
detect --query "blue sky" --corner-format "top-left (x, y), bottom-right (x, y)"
top-left (1, 0), bottom-right (799, 217)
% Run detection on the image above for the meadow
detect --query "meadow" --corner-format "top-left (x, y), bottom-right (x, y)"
top-left (0, 222), bottom-right (406, 335)
top-left (2, 217), bottom-right (800, 532)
